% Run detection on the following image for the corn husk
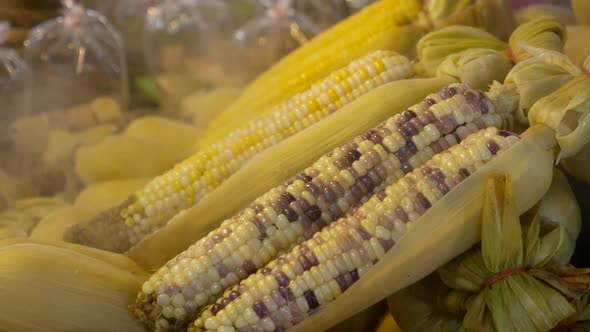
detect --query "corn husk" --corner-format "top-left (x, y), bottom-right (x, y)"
top-left (0, 196), bottom-right (68, 239)
top-left (508, 16), bottom-right (566, 63)
top-left (0, 238), bottom-right (147, 332)
top-left (425, 0), bottom-right (516, 41)
top-left (417, 25), bottom-right (505, 75)
top-left (528, 74), bottom-right (590, 162)
top-left (503, 44), bottom-right (581, 126)
top-left (388, 170), bottom-right (581, 331)
top-left (436, 48), bottom-right (512, 90)
top-left (436, 174), bottom-right (585, 332)
top-left (536, 169), bottom-right (581, 264)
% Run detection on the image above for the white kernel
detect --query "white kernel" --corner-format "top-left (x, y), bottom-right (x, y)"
top-left (204, 317), bottom-right (221, 330)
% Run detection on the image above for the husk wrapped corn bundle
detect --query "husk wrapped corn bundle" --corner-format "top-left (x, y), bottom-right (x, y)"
top-left (390, 173), bottom-right (588, 332)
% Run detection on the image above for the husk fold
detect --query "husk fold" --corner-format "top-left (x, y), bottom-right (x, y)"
top-left (504, 45), bottom-right (581, 126)
top-left (507, 16), bottom-right (567, 63)
top-left (528, 74), bottom-right (590, 161)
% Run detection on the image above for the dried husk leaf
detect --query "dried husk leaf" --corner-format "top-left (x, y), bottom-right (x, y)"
top-left (503, 44), bottom-right (581, 125)
top-left (508, 16), bottom-right (567, 63)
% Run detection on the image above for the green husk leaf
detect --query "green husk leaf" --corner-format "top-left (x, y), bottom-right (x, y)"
top-left (417, 25), bottom-right (505, 75)
top-left (438, 174), bottom-right (576, 332)
top-left (508, 17), bottom-right (566, 63)
top-left (436, 48), bottom-right (512, 90)
top-left (528, 75), bottom-right (590, 161)
top-left (504, 44), bottom-right (581, 125)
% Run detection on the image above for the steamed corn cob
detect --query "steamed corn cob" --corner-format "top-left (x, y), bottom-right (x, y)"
top-left (203, 0), bottom-right (423, 143)
top-left (131, 83), bottom-right (513, 330)
top-left (191, 127), bottom-right (519, 332)
top-left (68, 51), bottom-right (415, 252)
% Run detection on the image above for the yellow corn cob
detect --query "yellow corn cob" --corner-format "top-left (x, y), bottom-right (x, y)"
top-left (67, 50), bottom-right (416, 252)
top-left (0, 238), bottom-right (147, 332)
top-left (198, 0), bottom-right (424, 146)
top-left (131, 83), bottom-right (514, 330)
top-left (190, 128), bottom-right (522, 332)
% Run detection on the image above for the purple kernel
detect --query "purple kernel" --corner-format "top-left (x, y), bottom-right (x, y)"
top-left (281, 192), bottom-right (295, 202)
top-left (487, 139), bottom-right (500, 155)
top-left (348, 149), bottom-right (362, 163)
top-left (395, 207), bottom-right (409, 223)
top-left (305, 182), bottom-right (321, 197)
top-left (305, 206), bottom-right (322, 221)
top-left (260, 267), bottom-right (272, 275)
top-left (229, 290), bottom-right (240, 300)
top-left (211, 303), bottom-right (222, 315)
top-left (351, 269), bottom-right (360, 281)
top-left (304, 291), bottom-right (319, 310)
top-left (220, 297), bottom-right (231, 308)
top-left (403, 110), bottom-right (417, 119)
top-left (416, 192), bottom-right (432, 209)
top-left (243, 260), bottom-right (257, 274)
top-left (275, 272), bottom-right (290, 287)
top-left (459, 168), bottom-right (471, 178)
top-left (357, 226), bottom-right (371, 240)
top-left (283, 207), bottom-right (298, 222)
top-left (424, 98), bottom-right (436, 106)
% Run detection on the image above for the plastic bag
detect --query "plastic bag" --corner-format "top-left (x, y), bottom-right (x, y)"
top-left (143, 0), bottom-right (233, 108)
top-left (230, 0), bottom-right (321, 83)
top-left (0, 22), bottom-right (31, 126)
top-left (24, 1), bottom-right (128, 114)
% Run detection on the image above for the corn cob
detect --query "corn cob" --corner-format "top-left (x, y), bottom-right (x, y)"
top-left (127, 76), bottom-right (456, 270)
top-left (285, 125), bottom-right (555, 332)
top-left (190, 127), bottom-right (520, 332)
top-left (131, 83), bottom-right (513, 330)
top-left (198, 0), bottom-right (424, 146)
top-left (67, 50), bottom-right (415, 252)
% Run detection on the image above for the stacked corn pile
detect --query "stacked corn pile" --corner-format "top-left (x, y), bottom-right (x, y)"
top-left (2, 1), bottom-right (590, 332)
